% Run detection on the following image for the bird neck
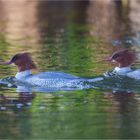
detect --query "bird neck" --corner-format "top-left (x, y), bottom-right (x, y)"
top-left (118, 61), bottom-right (132, 68)
top-left (15, 70), bottom-right (32, 80)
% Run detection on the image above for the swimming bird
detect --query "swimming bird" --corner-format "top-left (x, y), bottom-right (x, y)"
top-left (0, 52), bottom-right (102, 89)
top-left (106, 49), bottom-right (140, 79)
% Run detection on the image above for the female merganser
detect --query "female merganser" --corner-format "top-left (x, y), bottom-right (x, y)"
top-left (0, 52), bottom-right (80, 87)
top-left (0, 52), bottom-right (102, 89)
top-left (106, 49), bottom-right (140, 79)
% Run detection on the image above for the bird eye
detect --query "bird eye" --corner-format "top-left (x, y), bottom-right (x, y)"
top-left (112, 54), bottom-right (120, 59)
top-left (10, 54), bottom-right (19, 63)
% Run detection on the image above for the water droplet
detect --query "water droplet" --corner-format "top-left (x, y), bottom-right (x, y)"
top-left (1, 106), bottom-right (6, 110)
top-left (26, 102), bottom-right (32, 106)
top-left (39, 106), bottom-right (45, 110)
top-left (8, 83), bottom-right (12, 87)
top-left (16, 103), bottom-right (23, 109)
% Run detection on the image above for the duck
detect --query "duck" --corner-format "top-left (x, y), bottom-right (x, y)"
top-left (106, 49), bottom-right (140, 79)
top-left (0, 52), bottom-right (80, 87)
top-left (0, 52), bottom-right (103, 89)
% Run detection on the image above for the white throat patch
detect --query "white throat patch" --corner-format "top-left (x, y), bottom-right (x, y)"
top-left (15, 70), bottom-right (32, 80)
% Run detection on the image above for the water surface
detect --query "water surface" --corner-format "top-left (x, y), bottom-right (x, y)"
top-left (0, 0), bottom-right (140, 139)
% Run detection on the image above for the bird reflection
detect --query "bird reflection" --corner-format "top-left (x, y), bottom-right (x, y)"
top-left (0, 92), bottom-right (36, 110)
top-left (104, 90), bottom-right (136, 113)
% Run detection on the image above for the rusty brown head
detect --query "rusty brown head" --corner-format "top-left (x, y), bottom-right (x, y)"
top-left (106, 49), bottom-right (136, 67)
top-left (0, 52), bottom-right (37, 72)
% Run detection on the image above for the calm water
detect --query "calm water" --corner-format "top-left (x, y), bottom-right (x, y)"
top-left (0, 0), bottom-right (140, 139)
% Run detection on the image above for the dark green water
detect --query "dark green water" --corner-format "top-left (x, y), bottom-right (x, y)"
top-left (0, 0), bottom-right (140, 139)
